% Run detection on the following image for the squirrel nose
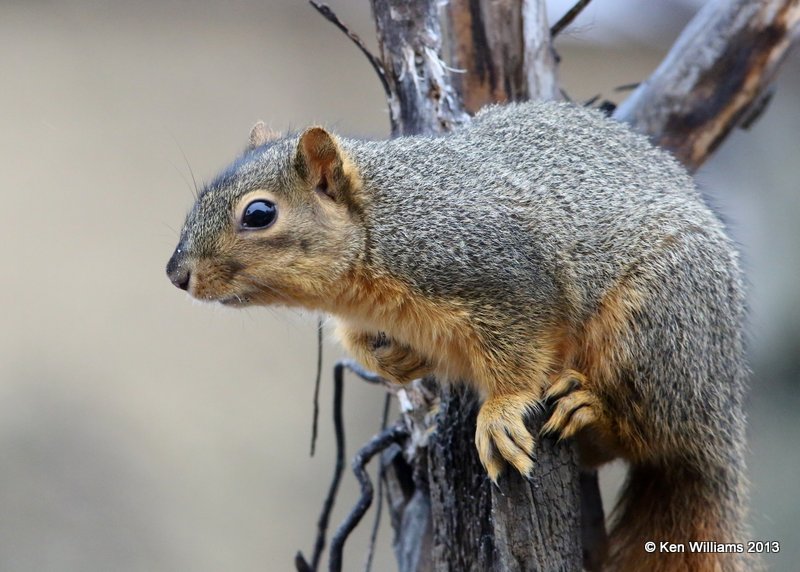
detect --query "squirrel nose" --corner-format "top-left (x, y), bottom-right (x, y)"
top-left (169, 267), bottom-right (191, 291)
top-left (166, 250), bottom-right (192, 291)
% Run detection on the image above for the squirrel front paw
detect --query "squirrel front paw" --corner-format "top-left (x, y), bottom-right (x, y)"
top-left (338, 327), bottom-right (433, 385)
top-left (475, 392), bottom-right (540, 483)
top-left (370, 334), bottom-right (433, 384)
top-left (541, 370), bottom-right (601, 440)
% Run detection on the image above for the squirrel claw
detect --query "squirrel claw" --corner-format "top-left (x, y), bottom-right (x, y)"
top-left (476, 392), bottom-right (539, 481)
top-left (542, 373), bottom-right (582, 409)
top-left (541, 370), bottom-right (600, 440)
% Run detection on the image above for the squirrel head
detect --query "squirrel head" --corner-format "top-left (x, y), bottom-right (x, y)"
top-left (166, 125), bottom-right (366, 309)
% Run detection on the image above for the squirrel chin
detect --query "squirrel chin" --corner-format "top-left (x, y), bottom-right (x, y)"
top-left (202, 294), bottom-right (253, 307)
top-left (219, 297), bottom-right (251, 307)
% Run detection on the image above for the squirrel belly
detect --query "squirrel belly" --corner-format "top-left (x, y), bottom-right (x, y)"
top-left (167, 100), bottom-right (751, 572)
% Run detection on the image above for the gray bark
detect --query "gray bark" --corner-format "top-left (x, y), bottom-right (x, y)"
top-left (444, 0), bottom-right (558, 113)
top-left (383, 382), bottom-right (581, 572)
top-left (371, 0), bottom-right (470, 136)
top-left (614, 0), bottom-right (800, 170)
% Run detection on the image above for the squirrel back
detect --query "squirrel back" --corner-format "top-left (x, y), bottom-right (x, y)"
top-left (167, 100), bottom-right (750, 572)
top-left (344, 102), bottom-right (733, 322)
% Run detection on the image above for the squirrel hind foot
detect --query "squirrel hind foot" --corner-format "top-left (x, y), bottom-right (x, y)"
top-left (541, 370), bottom-right (602, 441)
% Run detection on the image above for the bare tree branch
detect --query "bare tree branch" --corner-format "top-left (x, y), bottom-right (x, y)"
top-left (445, 0), bottom-right (558, 113)
top-left (614, 0), bottom-right (800, 171)
top-left (371, 0), bottom-right (469, 136)
top-left (550, 0), bottom-right (592, 38)
top-left (310, 319), bottom-right (324, 456)
top-left (297, 360), bottom-right (386, 572)
top-left (363, 393), bottom-right (392, 572)
top-left (424, 386), bottom-right (581, 571)
top-left (309, 1), bottom-right (393, 109)
top-left (445, 0), bottom-right (528, 112)
top-left (522, 0), bottom-right (560, 100)
top-left (328, 424), bottom-right (410, 572)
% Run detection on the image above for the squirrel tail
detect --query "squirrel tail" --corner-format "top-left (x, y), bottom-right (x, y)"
top-left (605, 463), bottom-right (753, 572)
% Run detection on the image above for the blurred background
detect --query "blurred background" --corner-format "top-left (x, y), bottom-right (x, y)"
top-left (0, 0), bottom-right (797, 570)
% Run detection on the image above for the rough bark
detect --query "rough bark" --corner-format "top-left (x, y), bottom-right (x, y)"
top-left (371, 0), bottom-right (469, 136)
top-left (446, 0), bottom-right (528, 111)
top-left (521, 0), bottom-right (559, 101)
top-left (384, 382), bottom-right (581, 572)
top-left (614, 0), bottom-right (800, 170)
top-left (445, 0), bottom-right (558, 113)
top-left (427, 387), bottom-right (581, 572)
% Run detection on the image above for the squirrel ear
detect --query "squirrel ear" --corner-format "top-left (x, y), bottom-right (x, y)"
top-left (295, 127), bottom-right (353, 203)
top-left (248, 121), bottom-right (279, 149)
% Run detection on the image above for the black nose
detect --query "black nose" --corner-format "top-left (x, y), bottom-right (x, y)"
top-left (166, 251), bottom-right (191, 291)
top-left (169, 266), bottom-right (191, 291)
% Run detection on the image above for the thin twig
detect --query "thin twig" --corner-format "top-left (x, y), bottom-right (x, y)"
top-left (294, 553), bottom-right (313, 572)
top-left (309, 1), bottom-right (392, 99)
top-left (740, 87), bottom-right (775, 130)
top-left (363, 393), bottom-right (392, 572)
top-left (312, 360), bottom-right (347, 570)
top-left (614, 82), bottom-right (640, 92)
top-left (551, 0), bottom-right (592, 38)
top-left (338, 359), bottom-right (385, 385)
top-left (329, 423), bottom-right (409, 572)
top-left (296, 360), bottom-right (347, 572)
top-left (583, 94), bottom-right (599, 107)
top-left (296, 360), bottom-right (387, 572)
top-left (310, 319), bottom-right (324, 457)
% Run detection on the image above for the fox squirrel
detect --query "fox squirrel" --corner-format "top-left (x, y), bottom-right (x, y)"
top-left (166, 101), bottom-right (750, 572)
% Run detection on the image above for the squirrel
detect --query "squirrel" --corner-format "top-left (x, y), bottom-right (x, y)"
top-left (166, 101), bottom-right (750, 572)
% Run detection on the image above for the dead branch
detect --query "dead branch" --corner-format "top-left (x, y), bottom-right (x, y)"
top-left (522, 0), bottom-right (560, 100)
top-left (445, 0), bottom-right (559, 113)
top-left (363, 393), bottom-right (392, 572)
top-left (614, 0), bottom-right (800, 171)
top-left (310, 320), bottom-right (324, 456)
top-left (371, 0), bottom-right (470, 136)
top-left (328, 424), bottom-right (410, 572)
top-left (550, 0), bottom-right (592, 38)
top-left (297, 360), bottom-right (386, 572)
top-left (445, 0), bottom-right (527, 112)
top-left (309, 1), bottom-right (393, 107)
top-left (425, 385), bottom-right (582, 571)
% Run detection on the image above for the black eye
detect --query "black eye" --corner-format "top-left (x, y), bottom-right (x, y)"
top-left (240, 199), bottom-right (277, 229)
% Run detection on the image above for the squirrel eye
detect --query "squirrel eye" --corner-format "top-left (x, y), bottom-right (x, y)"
top-left (240, 199), bottom-right (277, 229)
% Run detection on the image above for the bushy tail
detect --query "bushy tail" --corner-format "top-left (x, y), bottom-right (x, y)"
top-left (605, 464), bottom-right (752, 572)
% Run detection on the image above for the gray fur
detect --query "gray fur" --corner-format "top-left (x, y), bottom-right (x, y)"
top-left (170, 100), bottom-right (749, 570)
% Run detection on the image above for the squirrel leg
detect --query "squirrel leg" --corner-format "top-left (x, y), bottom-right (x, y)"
top-left (541, 370), bottom-right (603, 439)
top-left (371, 335), bottom-right (433, 384)
top-left (540, 369), bottom-right (621, 467)
top-left (475, 390), bottom-right (540, 483)
top-left (337, 326), bottom-right (433, 384)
